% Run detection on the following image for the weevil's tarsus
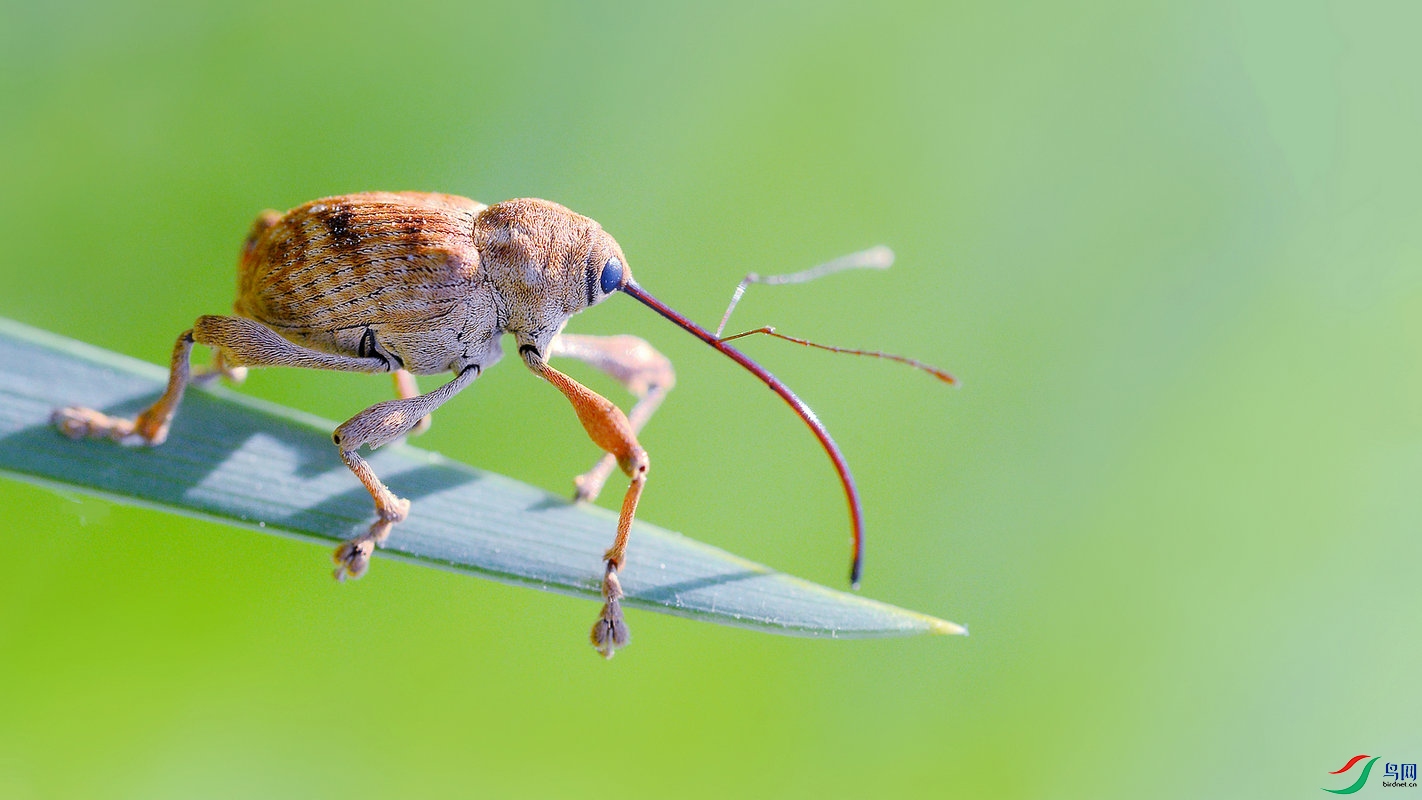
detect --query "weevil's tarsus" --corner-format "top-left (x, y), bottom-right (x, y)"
top-left (591, 566), bottom-right (630, 658)
top-left (550, 333), bottom-right (675, 502)
top-left (623, 282), bottom-right (864, 587)
top-left (52, 405), bottom-right (133, 442)
top-left (714, 245), bottom-right (895, 338)
top-left (333, 447), bottom-right (409, 581)
top-left (719, 326), bottom-right (958, 385)
top-left (332, 523), bottom-right (389, 581)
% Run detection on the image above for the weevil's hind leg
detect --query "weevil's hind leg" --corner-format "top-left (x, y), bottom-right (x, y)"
top-left (330, 364), bottom-right (481, 580)
top-left (550, 334), bottom-right (674, 503)
top-left (392, 370), bottom-right (432, 436)
top-left (53, 315), bottom-right (393, 446)
top-left (53, 329), bottom-right (198, 446)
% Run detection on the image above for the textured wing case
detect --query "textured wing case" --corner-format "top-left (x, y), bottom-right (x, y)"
top-left (234, 192), bottom-right (489, 373)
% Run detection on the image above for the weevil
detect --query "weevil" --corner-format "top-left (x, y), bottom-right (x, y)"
top-left (52, 192), bottom-right (953, 658)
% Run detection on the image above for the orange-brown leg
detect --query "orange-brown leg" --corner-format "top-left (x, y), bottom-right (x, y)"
top-left (522, 343), bottom-right (647, 658)
top-left (550, 333), bottom-right (673, 503)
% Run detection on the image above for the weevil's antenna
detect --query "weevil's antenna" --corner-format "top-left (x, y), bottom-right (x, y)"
top-left (714, 245), bottom-right (894, 338)
top-left (719, 326), bottom-right (958, 385)
top-left (623, 282), bottom-right (865, 587)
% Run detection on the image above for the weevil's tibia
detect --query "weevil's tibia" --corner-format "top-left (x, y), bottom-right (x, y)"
top-left (53, 329), bottom-right (197, 446)
top-left (520, 343), bottom-right (648, 658)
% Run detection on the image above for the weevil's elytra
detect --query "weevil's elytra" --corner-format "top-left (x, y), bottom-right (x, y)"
top-left (51, 191), bottom-right (946, 658)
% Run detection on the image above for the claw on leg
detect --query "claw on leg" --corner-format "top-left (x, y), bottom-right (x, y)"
top-left (332, 518), bottom-right (400, 581)
top-left (590, 566), bottom-right (629, 658)
top-left (331, 489), bottom-right (408, 582)
top-left (332, 535), bottom-right (375, 581)
top-left (52, 406), bottom-right (147, 445)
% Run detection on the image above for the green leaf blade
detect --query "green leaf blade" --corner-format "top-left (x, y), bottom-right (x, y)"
top-left (0, 318), bottom-right (965, 640)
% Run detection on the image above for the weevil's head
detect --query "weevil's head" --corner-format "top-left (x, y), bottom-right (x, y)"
top-left (475, 196), bottom-right (867, 586)
top-left (473, 198), bottom-right (631, 334)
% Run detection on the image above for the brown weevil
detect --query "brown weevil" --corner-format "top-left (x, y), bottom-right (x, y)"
top-left (52, 192), bottom-right (953, 657)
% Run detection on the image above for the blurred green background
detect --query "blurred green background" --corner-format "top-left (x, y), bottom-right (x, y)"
top-left (3, 1), bottom-right (1420, 797)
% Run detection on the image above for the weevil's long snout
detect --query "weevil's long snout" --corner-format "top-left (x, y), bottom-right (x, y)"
top-left (621, 281), bottom-right (865, 587)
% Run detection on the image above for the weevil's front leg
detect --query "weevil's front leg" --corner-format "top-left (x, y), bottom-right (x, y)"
top-left (521, 343), bottom-right (647, 658)
top-left (392, 370), bottom-right (432, 436)
top-left (331, 364), bottom-right (481, 580)
top-left (550, 333), bottom-right (674, 503)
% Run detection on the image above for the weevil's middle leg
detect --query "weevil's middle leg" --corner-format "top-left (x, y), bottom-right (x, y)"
top-left (52, 313), bottom-right (468, 581)
top-left (522, 344), bottom-right (647, 658)
top-left (191, 348), bottom-right (248, 388)
top-left (393, 370), bottom-right (432, 436)
top-left (550, 333), bottom-right (674, 503)
top-left (330, 364), bottom-right (481, 580)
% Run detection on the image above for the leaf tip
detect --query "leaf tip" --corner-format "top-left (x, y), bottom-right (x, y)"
top-left (928, 618), bottom-right (968, 636)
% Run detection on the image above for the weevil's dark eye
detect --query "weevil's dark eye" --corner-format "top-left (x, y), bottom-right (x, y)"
top-left (600, 257), bottom-right (623, 294)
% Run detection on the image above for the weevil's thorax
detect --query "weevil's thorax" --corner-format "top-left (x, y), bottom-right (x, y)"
top-left (473, 198), bottom-right (630, 353)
